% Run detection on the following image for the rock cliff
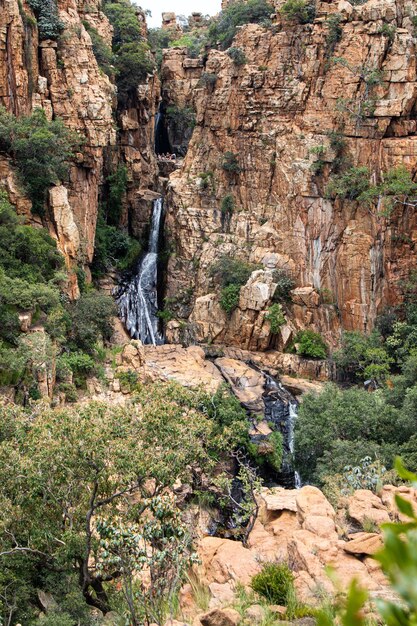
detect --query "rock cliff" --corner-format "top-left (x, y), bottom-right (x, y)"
top-left (162, 0), bottom-right (417, 349)
top-left (0, 0), bottom-right (159, 295)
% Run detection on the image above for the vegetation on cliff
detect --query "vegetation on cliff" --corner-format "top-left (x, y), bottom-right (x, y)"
top-left (0, 107), bottom-right (80, 215)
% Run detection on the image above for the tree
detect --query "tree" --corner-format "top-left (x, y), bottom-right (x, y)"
top-left (0, 382), bottom-right (249, 622)
top-left (208, 0), bottom-right (274, 49)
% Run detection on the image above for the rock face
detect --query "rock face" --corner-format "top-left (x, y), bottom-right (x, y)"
top-left (0, 0), bottom-right (159, 293)
top-left (163, 0), bottom-right (417, 350)
top-left (186, 483), bottom-right (417, 613)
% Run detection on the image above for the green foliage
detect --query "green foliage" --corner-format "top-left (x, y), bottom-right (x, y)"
top-left (166, 105), bottom-right (196, 140)
top-left (325, 13), bottom-right (343, 57)
top-left (222, 151), bottom-right (242, 174)
top-left (114, 41), bottom-right (155, 103)
top-left (199, 72), bottom-right (218, 89)
top-left (295, 329), bottom-right (327, 359)
top-left (251, 563), bottom-right (295, 605)
top-left (221, 194), bottom-right (235, 231)
top-left (357, 166), bottom-right (417, 216)
top-left (326, 166), bottom-right (370, 201)
top-left (248, 430), bottom-right (284, 472)
top-left (0, 382), bottom-right (249, 621)
top-left (227, 47), bottom-right (247, 65)
top-left (334, 330), bottom-right (394, 383)
top-left (103, 0), bottom-right (155, 103)
top-left (343, 456), bottom-right (389, 492)
top-left (266, 303), bottom-right (285, 334)
top-left (294, 383), bottom-right (410, 483)
top-left (272, 268), bottom-right (295, 302)
top-left (0, 106), bottom-right (80, 214)
top-left (378, 22), bottom-right (397, 41)
top-left (106, 164), bottom-right (128, 225)
top-left (220, 284), bottom-right (241, 315)
top-left (92, 212), bottom-right (141, 278)
top-left (281, 0), bottom-right (316, 23)
top-left (210, 255), bottom-right (258, 288)
top-left (82, 20), bottom-right (114, 76)
top-left (208, 0), bottom-right (274, 49)
top-left (69, 291), bottom-right (116, 353)
top-left (28, 0), bottom-right (64, 40)
top-left (169, 32), bottom-right (208, 58)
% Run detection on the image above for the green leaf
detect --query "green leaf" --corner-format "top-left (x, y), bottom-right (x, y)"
top-left (395, 457), bottom-right (417, 484)
top-left (395, 494), bottom-right (416, 520)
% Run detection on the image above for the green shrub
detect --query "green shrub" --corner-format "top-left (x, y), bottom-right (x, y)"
top-left (295, 329), bottom-right (327, 359)
top-left (251, 562), bottom-right (294, 604)
top-left (69, 291), bottom-right (116, 353)
top-left (199, 72), bottom-right (218, 89)
top-left (227, 47), bottom-right (247, 65)
top-left (248, 431), bottom-right (283, 472)
top-left (281, 0), bottom-right (316, 23)
top-left (82, 21), bottom-right (114, 76)
top-left (116, 369), bottom-right (139, 391)
top-left (221, 194), bottom-right (235, 230)
top-left (92, 213), bottom-right (141, 278)
top-left (115, 41), bottom-right (154, 103)
top-left (326, 166), bottom-right (370, 201)
top-left (220, 284), bottom-right (241, 315)
top-left (378, 22), bottom-right (396, 41)
top-left (0, 107), bottom-right (80, 214)
top-left (103, 0), bottom-right (155, 103)
top-left (208, 0), bottom-right (274, 49)
top-left (166, 105), bottom-right (196, 141)
top-left (325, 13), bottom-right (343, 57)
top-left (222, 151), bottom-right (241, 174)
top-left (28, 0), bottom-right (64, 40)
top-left (169, 33), bottom-right (207, 58)
top-left (106, 165), bottom-right (128, 225)
top-left (58, 382), bottom-right (78, 403)
top-left (210, 256), bottom-right (257, 288)
top-left (266, 303), bottom-right (285, 334)
top-left (272, 269), bottom-right (295, 302)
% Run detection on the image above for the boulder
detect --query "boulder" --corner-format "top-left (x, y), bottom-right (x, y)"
top-left (344, 532), bottom-right (383, 555)
top-left (198, 537), bottom-right (261, 586)
top-left (245, 604), bottom-right (266, 623)
top-left (347, 490), bottom-right (390, 526)
top-left (199, 608), bottom-right (241, 626)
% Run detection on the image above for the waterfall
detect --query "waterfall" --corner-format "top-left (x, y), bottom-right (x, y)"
top-left (117, 197), bottom-right (164, 345)
top-left (263, 374), bottom-right (300, 488)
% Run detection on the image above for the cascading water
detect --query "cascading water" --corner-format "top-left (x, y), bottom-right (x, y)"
top-left (117, 197), bottom-right (164, 345)
top-left (262, 374), bottom-right (300, 488)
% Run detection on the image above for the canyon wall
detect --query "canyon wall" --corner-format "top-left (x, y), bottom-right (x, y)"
top-left (0, 0), bottom-right (159, 295)
top-left (163, 0), bottom-right (417, 349)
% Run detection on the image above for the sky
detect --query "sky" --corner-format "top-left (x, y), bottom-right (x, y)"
top-left (140, 0), bottom-right (222, 27)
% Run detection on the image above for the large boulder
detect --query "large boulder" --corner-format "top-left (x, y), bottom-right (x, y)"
top-left (347, 490), bottom-right (391, 526)
top-left (198, 608), bottom-right (241, 626)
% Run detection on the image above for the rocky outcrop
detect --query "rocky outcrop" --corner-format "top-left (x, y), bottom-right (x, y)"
top-left (0, 0), bottom-right (159, 290)
top-left (163, 0), bottom-right (417, 350)
top-left (182, 483), bottom-right (413, 615)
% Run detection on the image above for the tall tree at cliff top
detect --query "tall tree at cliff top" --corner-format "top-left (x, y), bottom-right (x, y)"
top-left (103, 0), bottom-right (155, 103)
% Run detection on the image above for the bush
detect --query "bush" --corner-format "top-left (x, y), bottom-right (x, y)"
top-left (210, 256), bottom-right (257, 288)
top-left (92, 216), bottom-right (141, 278)
top-left (0, 106), bottom-right (80, 214)
top-left (227, 47), bottom-right (247, 65)
top-left (106, 165), bottom-right (128, 225)
top-left (272, 269), bottom-right (295, 302)
top-left (295, 330), bottom-right (327, 359)
top-left (208, 0), bottom-right (274, 49)
top-left (266, 303), bottom-right (285, 334)
top-left (103, 0), bottom-right (155, 103)
top-left (28, 0), bottom-right (64, 40)
top-left (326, 166), bottom-right (370, 201)
top-left (222, 151), bottom-right (241, 174)
top-left (199, 72), bottom-right (218, 89)
top-left (280, 0), bottom-right (316, 24)
top-left (69, 292), bottom-right (116, 353)
top-left (325, 13), bottom-right (343, 57)
top-left (221, 194), bottom-right (235, 230)
top-left (220, 284), bottom-right (241, 315)
top-left (251, 563), bottom-right (294, 604)
top-left (83, 21), bottom-right (114, 77)
top-left (114, 42), bottom-right (154, 103)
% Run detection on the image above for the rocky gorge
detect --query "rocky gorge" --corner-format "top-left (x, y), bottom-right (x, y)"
top-left (1, 0), bottom-right (417, 623)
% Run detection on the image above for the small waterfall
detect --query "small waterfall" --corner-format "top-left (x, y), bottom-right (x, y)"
top-left (117, 197), bottom-right (164, 345)
top-left (263, 374), bottom-right (300, 488)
